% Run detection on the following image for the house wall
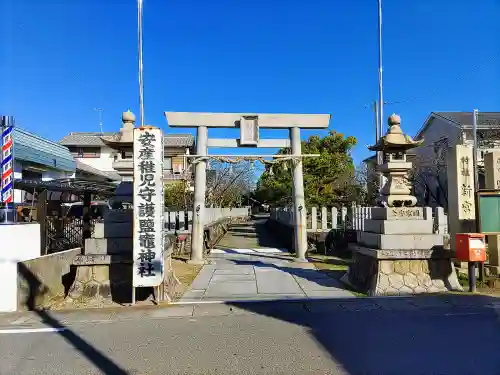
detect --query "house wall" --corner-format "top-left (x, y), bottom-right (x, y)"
top-left (413, 116), bottom-right (462, 167)
top-left (72, 146), bottom-right (116, 172)
top-left (412, 117), bottom-right (463, 209)
top-left (461, 128), bottom-right (500, 166)
top-left (72, 145), bottom-right (190, 175)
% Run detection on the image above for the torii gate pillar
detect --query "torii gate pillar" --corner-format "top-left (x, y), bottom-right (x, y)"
top-left (164, 112), bottom-right (330, 263)
top-left (290, 127), bottom-right (308, 261)
top-left (190, 125), bottom-right (208, 264)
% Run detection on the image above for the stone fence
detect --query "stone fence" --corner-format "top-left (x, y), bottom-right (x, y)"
top-left (270, 206), bottom-right (448, 234)
top-left (164, 207), bottom-right (250, 233)
top-left (17, 248), bottom-right (82, 311)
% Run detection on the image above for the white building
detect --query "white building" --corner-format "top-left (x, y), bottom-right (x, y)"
top-left (59, 111), bottom-right (195, 183)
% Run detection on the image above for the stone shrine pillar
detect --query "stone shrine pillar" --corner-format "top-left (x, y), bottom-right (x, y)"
top-left (484, 151), bottom-right (500, 273)
top-left (342, 114), bottom-right (462, 295)
top-left (446, 145), bottom-right (476, 254)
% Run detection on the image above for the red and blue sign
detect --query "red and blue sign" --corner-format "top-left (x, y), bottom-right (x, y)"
top-left (1, 120), bottom-right (14, 204)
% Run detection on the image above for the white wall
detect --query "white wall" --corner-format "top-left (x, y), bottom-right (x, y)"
top-left (13, 161), bottom-right (23, 203)
top-left (42, 170), bottom-right (73, 181)
top-left (74, 146), bottom-right (116, 172)
top-left (0, 223), bottom-right (41, 312)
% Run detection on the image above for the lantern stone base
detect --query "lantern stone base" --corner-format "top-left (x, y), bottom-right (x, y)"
top-left (342, 246), bottom-right (463, 296)
top-left (342, 207), bottom-right (463, 296)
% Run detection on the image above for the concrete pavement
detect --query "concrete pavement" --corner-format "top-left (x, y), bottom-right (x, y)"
top-left (180, 219), bottom-right (354, 302)
top-left (1, 295), bottom-right (500, 374)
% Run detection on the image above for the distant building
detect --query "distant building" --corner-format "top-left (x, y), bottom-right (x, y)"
top-left (59, 111), bottom-right (195, 183)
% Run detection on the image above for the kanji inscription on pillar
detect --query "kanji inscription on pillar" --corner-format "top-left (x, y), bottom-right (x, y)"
top-left (133, 127), bottom-right (164, 287)
top-left (458, 155), bottom-right (475, 220)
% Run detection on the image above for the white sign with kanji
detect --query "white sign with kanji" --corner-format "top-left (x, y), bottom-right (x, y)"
top-left (133, 127), bottom-right (164, 287)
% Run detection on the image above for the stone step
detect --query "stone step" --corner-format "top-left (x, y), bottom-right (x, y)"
top-left (84, 238), bottom-right (133, 255)
top-left (363, 219), bottom-right (433, 235)
top-left (93, 222), bottom-right (133, 239)
top-left (358, 232), bottom-right (444, 250)
top-left (103, 210), bottom-right (133, 223)
top-left (370, 207), bottom-right (430, 221)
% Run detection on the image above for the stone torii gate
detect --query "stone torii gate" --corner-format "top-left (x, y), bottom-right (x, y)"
top-left (164, 112), bottom-right (330, 264)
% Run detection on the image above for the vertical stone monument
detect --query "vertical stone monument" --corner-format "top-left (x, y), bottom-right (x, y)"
top-left (446, 145), bottom-right (476, 256)
top-left (66, 112), bottom-right (176, 306)
top-left (342, 114), bottom-right (462, 295)
top-left (484, 151), bottom-right (500, 274)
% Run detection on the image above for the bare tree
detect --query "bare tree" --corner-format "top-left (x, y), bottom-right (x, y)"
top-left (410, 138), bottom-right (449, 209)
top-left (355, 163), bottom-right (380, 206)
top-left (205, 160), bottom-right (254, 207)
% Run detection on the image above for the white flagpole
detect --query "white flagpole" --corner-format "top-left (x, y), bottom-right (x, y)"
top-left (138, 0), bottom-right (145, 127)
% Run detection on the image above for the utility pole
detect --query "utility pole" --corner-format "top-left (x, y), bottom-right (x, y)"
top-left (472, 109), bottom-right (479, 191)
top-left (94, 108), bottom-right (104, 134)
top-left (377, 0), bottom-right (384, 139)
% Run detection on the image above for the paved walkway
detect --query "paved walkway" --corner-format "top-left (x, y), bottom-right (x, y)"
top-left (180, 218), bottom-right (354, 302)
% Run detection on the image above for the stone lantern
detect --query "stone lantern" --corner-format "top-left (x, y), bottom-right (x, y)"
top-left (368, 114), bottom-right (423, 207)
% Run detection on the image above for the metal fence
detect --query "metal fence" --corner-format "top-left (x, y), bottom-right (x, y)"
top-left (44, 217), bottom-right (99, 254)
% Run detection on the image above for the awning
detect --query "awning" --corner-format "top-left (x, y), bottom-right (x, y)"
top-left (13, 178), bottom-right (117, 196)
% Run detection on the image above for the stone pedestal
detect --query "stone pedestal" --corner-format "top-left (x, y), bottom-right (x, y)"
top-left (65, 209), bottom-right (135, 306)
top-left (66, 254), bottom-right (132, 305)
top-left (343, 207), bottom-right (463, 296)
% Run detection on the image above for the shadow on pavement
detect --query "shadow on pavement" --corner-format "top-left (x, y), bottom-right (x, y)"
top-left (223, 219), bottom-right (289, 249)
top-left (227, 295), bottom-right (500, 375)
top-left (17, 262), bottom-right (130, 375)
top-left (230, 258), bottom-right (353, 292)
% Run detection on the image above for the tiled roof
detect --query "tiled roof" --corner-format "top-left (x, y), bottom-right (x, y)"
top-left (75, 160), bottom-right (121, 181)
top-left (60, 132), bottom-right (195, 147)
top-left (434, 112), bottom-right (500, 127)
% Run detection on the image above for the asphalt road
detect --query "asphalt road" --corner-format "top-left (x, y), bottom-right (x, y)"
top-left (1, 297), bottom-right (500, 375)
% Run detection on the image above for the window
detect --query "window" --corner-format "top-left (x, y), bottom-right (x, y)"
top-left (121, 151), bottom-right (133, 159)
top-left (69, 147), bottom-right (101, 158)
top-left (164, 157), bottom-right (172, 172)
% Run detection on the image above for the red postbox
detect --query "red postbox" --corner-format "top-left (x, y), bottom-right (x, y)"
top-left (455, 233), bottom-right (486, 262)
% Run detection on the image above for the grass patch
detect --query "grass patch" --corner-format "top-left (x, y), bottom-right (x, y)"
top-left (307, 253), bottom-right (367, 297)
top-left (171, 258), bottom-right (203, 301)
top-left (307, 253), bottom-right (350, 272)
top-left (457, 272), bottom-right (500, 296)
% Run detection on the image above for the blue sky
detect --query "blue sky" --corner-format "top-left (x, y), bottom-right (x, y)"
top-left (1, 0), bottom-right (499, 167)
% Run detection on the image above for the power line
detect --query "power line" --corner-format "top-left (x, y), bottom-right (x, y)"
top-left (384, 52), bottom-right (500, 106)
top-left (333, 51), bottom-right (499, 129)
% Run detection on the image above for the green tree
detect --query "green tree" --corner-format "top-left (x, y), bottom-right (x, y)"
top-left (164, 181), bottom-right (193, 210)
top-left (254, 131), bottom-right (364, 207)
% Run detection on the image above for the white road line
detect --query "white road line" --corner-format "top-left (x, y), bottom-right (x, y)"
top-left (0, 327), bottom-right (67, 334)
